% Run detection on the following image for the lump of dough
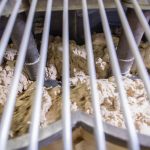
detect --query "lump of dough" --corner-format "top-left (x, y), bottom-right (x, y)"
top-left (45, 75), bottom-right (150, 135)
top-left (5, 83), bottom-right (52, 138)
top-left (47, 34), bottom-right (118, 79)
top-left (4, 48), bottom-right (17, 61)
top-left (0, 64), bottom-right (30, 95)
top-left (45, 64), bottom-right (57, 80)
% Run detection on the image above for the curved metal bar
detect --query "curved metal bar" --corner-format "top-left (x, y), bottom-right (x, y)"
top-left (0, 0), bottom-right (38, 149)
top-left (131, 0), bottom-right (150, 42)
top-left (28, 0), bottom-right (53, 149)
top-left (82, 0), bottom-right (106, 149)
top-left (62, 0), bottom-right (73, 150)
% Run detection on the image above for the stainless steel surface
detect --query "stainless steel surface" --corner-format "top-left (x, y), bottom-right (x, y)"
top-left (131, 0), bottom-right (150, 42)
top-left (97, 1), bottom-right (139, 150)
top-left (0, 0), bottom-right (8, 16)
top-left (82, 0), bottom-right (106, 149)
top-left (0, 0), bottom-right (150, 150)
top-left (6, 112), bottom-right (150, 150)
top-left (62, 0), bottom-right (72, 150)
top-left (1, 0), bottom-right (150, 16)
top-left (123, 0), bottom-right (150, 10)
top-left (35, 0), bottom-right (116, 11)
top-left (1, 0), bottom-right (116, 16)
top-left (28, 0), bottom-right (52, 149)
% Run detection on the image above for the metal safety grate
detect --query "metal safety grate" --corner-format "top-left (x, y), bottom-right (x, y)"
top-left (0, 0), bottom-right (150, 150)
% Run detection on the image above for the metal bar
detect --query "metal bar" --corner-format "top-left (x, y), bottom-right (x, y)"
top-left (0, 0), bottom-right (38, 149)
top-left (28, 0), bottom-right (52, 149)
top-left (62, 0), bottom-right (72, 150)
top-left (34, 0), bottom-right (116, 12)
top-left (82, 0), bottom-right (106, 149)
top-left (0, 0), bottom-right (8, 17)
top-left (131, 0), bottom-right (150, 42)
top-left (114, 0), bottom-right (150, 101)
top-left (116, 8), bottom-right (148, 75)
top-left (97, 0), bottom-right (140, 150)
top-left (0, 0), bottom-right (22, 64)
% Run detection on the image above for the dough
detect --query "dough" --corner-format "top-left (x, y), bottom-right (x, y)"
top-left (7, 83), bottom-right (52, 138)
top-left (0, 49), bottom-right (30, 106)
top-left (46, 75), bottom-right (150, 135)
top-left (0, 48), bottom-right (52, 138)
top-left (47, 34), bottom-right (119, 79)
top-left (0, 33), bottom-right (150, 139)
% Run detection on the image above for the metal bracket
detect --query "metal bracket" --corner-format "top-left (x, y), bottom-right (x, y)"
top-left (7, 111), bottom-right (150, 150)
top-left (122, 0), bottom-right (150, 10)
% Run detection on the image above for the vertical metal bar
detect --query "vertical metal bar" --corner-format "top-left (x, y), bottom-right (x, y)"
top-left (97, 0), bottom-right (140, 150)
top-left (131, 0), bottom-right (150, 42)
top-left (28, 0), bottom-right (52, 150)
top-left (62, 0), bottom-right (72, 150)
top-left (0, 0), bottom-right (22, 64)
top-left (0, 0), bottom-right (8, 17)
top-left (114, 0), bottom-right (150, 101)
top-left (82, 0), bottom-right (106, 149)
top-left (0, 0), bottom-right (38, 149)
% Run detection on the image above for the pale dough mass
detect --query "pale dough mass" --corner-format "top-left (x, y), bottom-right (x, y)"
top-left (0, 33), bottom-right (150, 138)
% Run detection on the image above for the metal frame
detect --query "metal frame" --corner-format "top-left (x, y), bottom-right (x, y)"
top-left (122, 0), bottom-right (150, 10)
top-left (0, 0), bottom-right (150, 150)
top-left (1, 0), bottom-right (116, 16)
top-left (1, 0), bottom-right (150, 16)
top-left (7, 112), bottom-right (150, 150)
